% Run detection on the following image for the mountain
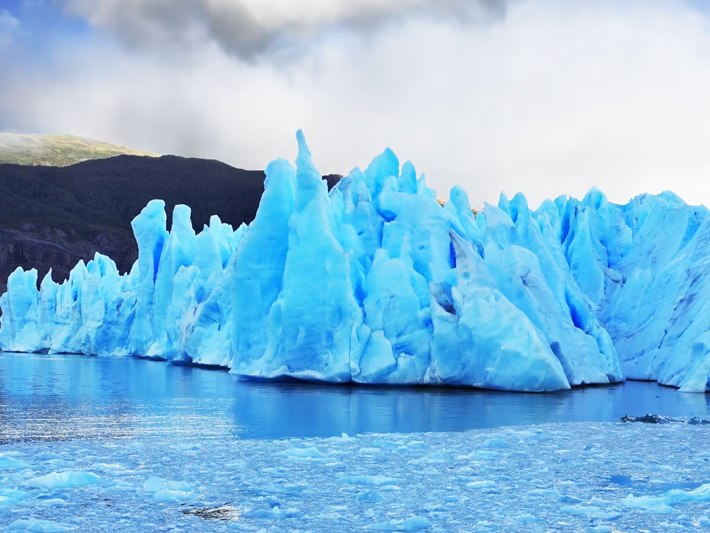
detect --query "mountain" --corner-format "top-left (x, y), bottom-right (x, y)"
top-left (0, 153), bottom-right (340, 292)
top-left (0, 133), bottom-right (157, 166)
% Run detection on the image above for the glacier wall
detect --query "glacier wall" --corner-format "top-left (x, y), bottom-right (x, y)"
top-left (1, 131), bottom-right (709, 392)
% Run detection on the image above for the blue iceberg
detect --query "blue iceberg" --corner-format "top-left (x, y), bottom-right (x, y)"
top-left (1, 131), bottom-right (709, 392)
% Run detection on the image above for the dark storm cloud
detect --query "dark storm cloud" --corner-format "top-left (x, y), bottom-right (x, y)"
top-left (64, 0), bottom-right (511, 59)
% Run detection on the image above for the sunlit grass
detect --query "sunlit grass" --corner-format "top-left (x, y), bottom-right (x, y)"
top-left (0, 133), bottom-right (157, 166)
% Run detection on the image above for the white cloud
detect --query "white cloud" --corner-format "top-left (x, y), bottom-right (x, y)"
top-left (5, 0), bottom-right (710, 207)
top-left (0, 10), bottom-right (20, 47)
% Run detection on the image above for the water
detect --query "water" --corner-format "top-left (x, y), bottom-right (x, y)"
top-left (1, 351), bottom-right (708, 442)
top-left (1, 352), bottom-right (710, 531)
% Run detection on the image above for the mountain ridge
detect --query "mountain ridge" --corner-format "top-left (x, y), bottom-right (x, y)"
top-left (0, 153), bottom-right (340, 292)
top-left (0, 132), bottom-right (158, 166)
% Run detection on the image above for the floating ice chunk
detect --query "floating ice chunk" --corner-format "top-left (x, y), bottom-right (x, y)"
top-left (7, 519), bottom-right (73, 532)
top-left (0, 488), bottom-right (27, 507)
top-left (243, 505), bottom-right (304, 519)
top-left (372, 516), bottom-right (432, 531)
top-left (142, 476), bottom-right (192, 493)
top-left (481, 437), bottom-right (510, 449)
top-left (275, 446), bottom-right (327, 461)
top-left (24, 471), bottom-right (100, 490)
top-left (0, 454), bottom-right (29, 470)
top-left (468, 450), bottom-right (500, 461)
top-left (142, 476), bottom-right (195, 502)
top-left (152, 489), bottom-right (193, 503)
top-left (622, 482), bottom-right (710, 513)
top-left (561, 504), bottom-right (621, 520)
top-left (340, 475), bottom-right (399, 487)
top-left (357, 447), bottom-right (381, 455)
top-left (38, 498), bottom-right (68, 507)
top-left (465, 480), bottom-right (496, 489)
top-left (357, 490), bottom-right (385, 503)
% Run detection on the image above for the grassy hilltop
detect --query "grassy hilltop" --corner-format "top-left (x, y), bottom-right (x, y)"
top-left (0, 133), bottom-right (158, 166)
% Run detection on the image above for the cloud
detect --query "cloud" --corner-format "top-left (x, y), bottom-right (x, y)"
top-left (0, 10), bottom-right (20, 47)
top-left (63, 0), bottom-right (509, 59)
top-left (5, 0), bottom-right (710, 208)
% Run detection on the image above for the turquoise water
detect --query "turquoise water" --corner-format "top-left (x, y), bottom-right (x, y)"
top-left (1, 351), bottom-right (707, 442)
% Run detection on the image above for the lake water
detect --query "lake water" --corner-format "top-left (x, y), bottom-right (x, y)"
top-left (1, 351), bottom-right (708, 442)
top-left (2, 351), bottom-right (710, 532)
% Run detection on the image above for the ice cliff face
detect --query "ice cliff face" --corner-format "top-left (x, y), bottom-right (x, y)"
top-left (1, 132), bottom-right (708, 392)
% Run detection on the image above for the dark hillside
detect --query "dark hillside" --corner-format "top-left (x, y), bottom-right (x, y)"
top-left (0, 155), bottom-right (340, 292)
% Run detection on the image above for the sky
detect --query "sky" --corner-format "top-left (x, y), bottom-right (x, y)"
top-left (2, 0), bottom-right (710, 207)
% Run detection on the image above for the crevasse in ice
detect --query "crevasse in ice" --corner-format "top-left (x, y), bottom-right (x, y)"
top-left (1, 131), bottom-right (708, 392)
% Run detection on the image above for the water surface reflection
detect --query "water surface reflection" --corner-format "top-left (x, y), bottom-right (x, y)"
top-left (0, 352), bottom-right (707, 442)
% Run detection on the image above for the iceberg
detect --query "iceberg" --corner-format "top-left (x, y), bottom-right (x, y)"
top-left (1, 131), bottom-right (709, 392)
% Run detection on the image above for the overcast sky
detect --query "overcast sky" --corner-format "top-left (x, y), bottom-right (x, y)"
top-left (2, 0), bottom-right (710, 207)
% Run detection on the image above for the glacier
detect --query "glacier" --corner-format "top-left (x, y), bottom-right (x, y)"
top-left (1, 130), bottom-right (709, 392)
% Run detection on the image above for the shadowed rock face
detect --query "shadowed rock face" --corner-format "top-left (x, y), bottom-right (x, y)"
top-left (0, 154), bottom-right (340, 292)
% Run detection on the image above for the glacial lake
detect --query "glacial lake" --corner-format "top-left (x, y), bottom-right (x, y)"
top-left (1, 351), bottom-right (708, 443)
